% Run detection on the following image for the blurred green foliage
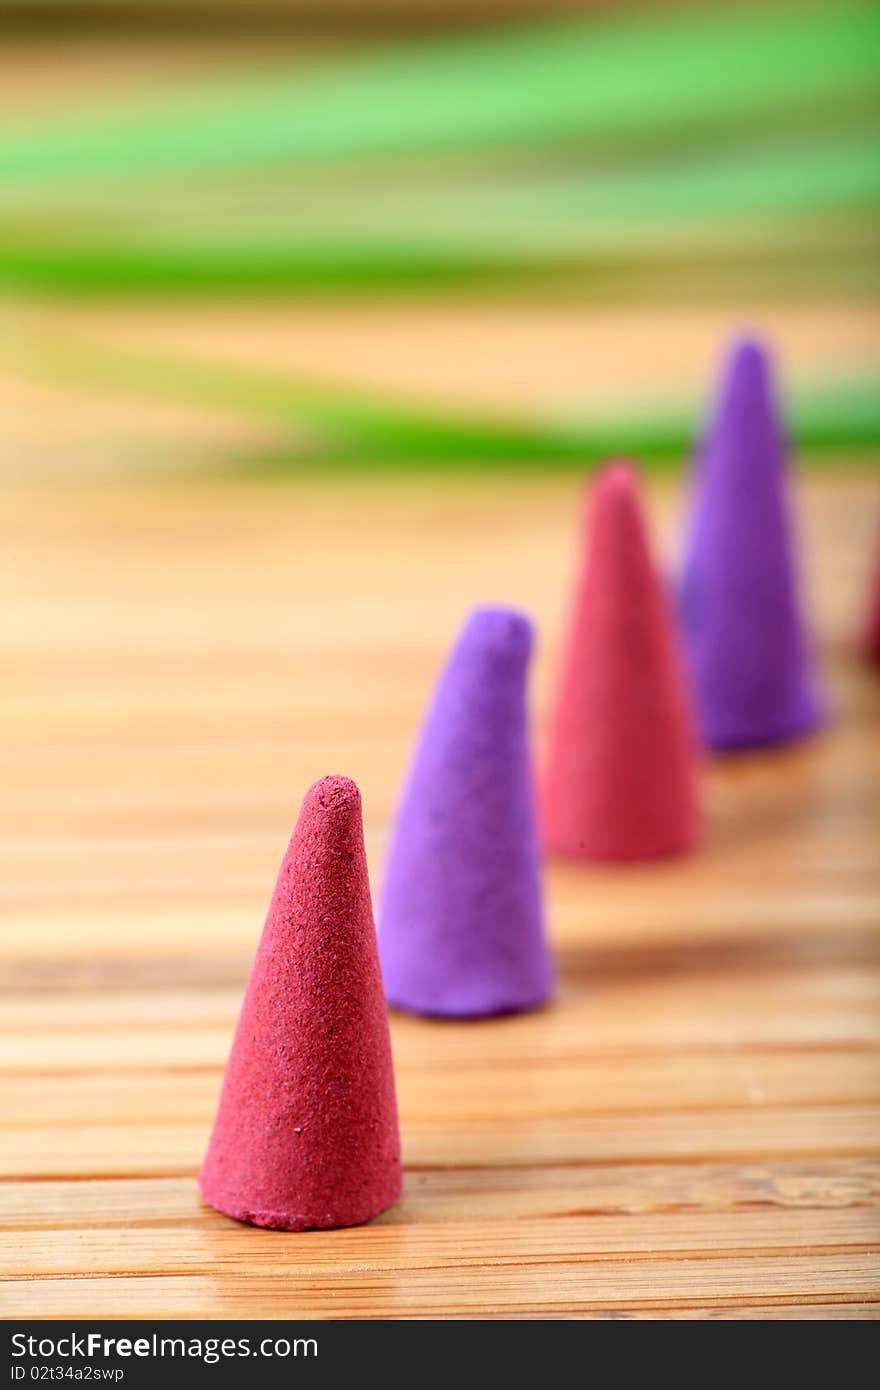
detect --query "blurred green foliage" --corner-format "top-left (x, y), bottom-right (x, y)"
top-left (2, 2), bottom-right (877, 297)
top-left (1, 1), bottom-right (877, 467)
top-left (15, 320), bottom-right (878, 471)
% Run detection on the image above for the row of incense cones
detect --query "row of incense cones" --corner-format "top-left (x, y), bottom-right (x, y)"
top-left (200, 337), bottom-right (880, 1231)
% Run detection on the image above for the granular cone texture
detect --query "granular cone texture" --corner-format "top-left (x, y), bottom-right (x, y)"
top-left (200, 776), bottom-right (401, 1231)
top-left (542, 463), bottom-right (700, 861)
top-left (680, 337), bottom-right (824, 749)
top-left (379, 606), bottom-right (552, 1019)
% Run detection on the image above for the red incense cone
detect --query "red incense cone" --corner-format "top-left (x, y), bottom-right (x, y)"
top-left (200, 776), bottom-right (402, 1231)
top-left (863, 528), bottom-right (880, 664)
top-left (542, 463), bottom-right (700, 861)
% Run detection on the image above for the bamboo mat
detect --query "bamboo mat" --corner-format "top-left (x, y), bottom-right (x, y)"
top-left (2, 469), bottom-right (879, 1319)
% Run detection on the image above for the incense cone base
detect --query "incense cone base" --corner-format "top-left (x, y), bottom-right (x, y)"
top-left (199, 1173), bottom-right (402, 1233)
top-left (386, 983), bottom-right (549, 1021)
top-left (704, 696), bottom-right (824, 752)
top-left (544, 823), bottom-right (698, 864)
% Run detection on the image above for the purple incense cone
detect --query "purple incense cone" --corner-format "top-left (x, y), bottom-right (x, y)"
top-left (680, 338), bottom-right (824, 750)
top-left (378, 606), bottom-right (552, 1019)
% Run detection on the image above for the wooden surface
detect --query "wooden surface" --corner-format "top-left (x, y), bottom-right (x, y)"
top-left (2, 469), bottom-right (879, 1320)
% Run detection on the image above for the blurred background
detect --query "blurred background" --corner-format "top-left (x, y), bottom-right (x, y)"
top-left (1, 0), bottom-right (878, 968)
top-left (1, 0), bottom-right (878, 482)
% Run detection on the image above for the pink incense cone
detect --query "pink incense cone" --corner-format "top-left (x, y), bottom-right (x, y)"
top-left (680, 337), bottom-right (824, 748)
top-left (862, 527), bottom-right (880, 664)
top-left (200, 776), bottom-right (401, 1231)
top-left (542, 463), bottom-right (700, 861)
top-left (378, 606), bottom-right (552, 1019)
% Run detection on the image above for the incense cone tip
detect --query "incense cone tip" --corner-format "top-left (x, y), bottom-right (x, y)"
top-left (462, 605), bottom-right (533, 669)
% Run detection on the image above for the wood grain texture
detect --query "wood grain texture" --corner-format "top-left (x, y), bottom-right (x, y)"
top-left (1, 470), bottom-right (879, 1320)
